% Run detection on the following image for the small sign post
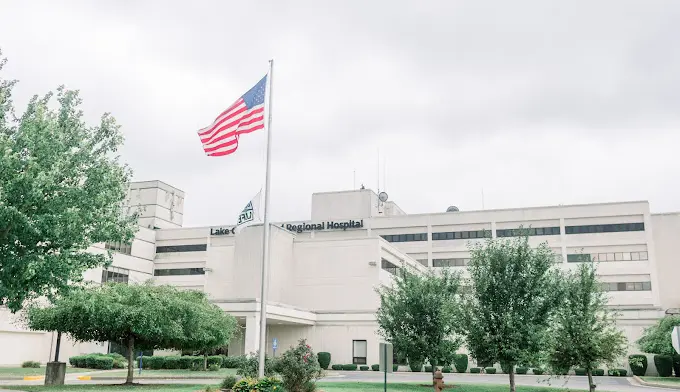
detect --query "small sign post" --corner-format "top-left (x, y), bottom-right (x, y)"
top-left (672, 326), bottom-right (680, 355)
top-left (379, 342), bottom-right (393, 392)
top-left (272, 338), bottom-right (278, 357)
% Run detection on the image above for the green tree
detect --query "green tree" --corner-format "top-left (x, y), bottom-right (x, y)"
top-left (0, 50), bottom-right (136, 312)
top-left (637, 315), bottom-right (680, 376)
top-left (548, 262), bottom-right (627, 392)
top-left (26, 282), bottom-right (237, 384)
top-left (376, 268), bottom-right (462, 390)
top-left (460, 234), bottom-right (563, 392)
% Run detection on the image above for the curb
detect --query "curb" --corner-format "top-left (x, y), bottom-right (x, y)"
top-left (90, 376), bottom-right (224, 380)
top-left (633, 375), bottom-right (680, 390)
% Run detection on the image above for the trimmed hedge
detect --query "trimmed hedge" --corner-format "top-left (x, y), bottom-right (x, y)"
top-left (21, 361), bottom-right (40, 368)
top-left (574, 368), bottom-right (586, 376)
top-left (360, 365), bottom-right (369, 371)
top-left (628, 354), bottom-right (648, 376)
top-left (453, 354), bottom-right (468, 373)
top-left (318, 352), bottom-right (331, 370)
top-left (424, 365), bottom-right (433, 373)
top-left (607, 368), bottom-right (627, 377)
top-left (485, 367), bottom-right (497, 374)
top-left (532, 368), bottom-right (545, 375)
top-left (516, 367), bottom-right (528, 375)
top-left (164, 356), bottom-right (180, 369)
top-left (593, 369), bottom-right (605, 376)
top-left (331, 364), bottom-right (344, 371)
top-left (207, 356), bottom-right (223, 368)
top-left (343, 364), bottom-right (358, 371)
top-left (442, 366), bottom-right (452, 373)
top-left (69, 354), bottom-right (115, 370)
top-left (655, 355), bottom-right (673, 377)
top-left (222, 355), bottom-right (246, 369)
top-left (409, 362), bottom-right (423, 372)
top-left (470, 367), bottom-right (481, 373)
top-left (372, 364), bottom-right (379, 371)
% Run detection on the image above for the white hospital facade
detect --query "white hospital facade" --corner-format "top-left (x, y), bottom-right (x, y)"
top-left (1, 180), bottom-right (679, 367)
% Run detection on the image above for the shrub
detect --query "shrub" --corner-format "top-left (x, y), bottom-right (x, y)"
top-left (106, 353), bottom-right (127, 369)
top-left (331, 364), bottom-right (343, 370)
top-left (532, 368), bottom-right (545, 375)
top-left (371, 364), bottom-right (379, 371)
top-left (232, 377), bottom-right (282, 392)
top-left (442, 366), bottom-right (452, 373)
top-left (164, 356), bottom-right (181, 370)
top-left (607, 368), bottom-right (627, 376)
top-left (88, 356), bottom-right (114, 370)
top-left (221, 375), bottom-right (238, 390)
top-left (453, 354), bottom-right (468, 373)
top-left (628, 354), bottom-right (648, 376)
top-left (21, 361), bottom-right (40, 368)
top-left (655, 355), bottom-right (673, 377)
top-left (392, 364), bottom-right (398, 372)
top-left (360, 365), bottom-right (369, 371)
top-left (237, 352), bottom-right (275, 378)
top-left (424, 365), bottom-right (433, 373)
top-left (409, 362), bottom-right (423, 372)
top-left (223, 355), bottom-right (246, 369)
top-left (140, 356), bottom-right (153, 369)
top-left (150, 356), bottom-right (165, 370)
top-left (317, 352), bottom-right (331, 370)
top-left (208, 364), bottom-right (220, 372)
top-left (485, 367), bottom-right (497, 374)
top-left (271, 340), bottom-right (322, 392)
top-left (516, 367), bottom-right (528, 375)
top-left (207, 355), bottom-right (223, 368)
top-left (179, 356), bottom-right (194, 369)
top-left (593, 369), bottom-right (605, 376)
top-left (343, 364), bottom-right (358, 371)
top-left (574, 368), bottom-right (586, 376)
top-left (190, 361), bottom-right (202, 371)
top-left (470, 367), bottom-right (481, 373)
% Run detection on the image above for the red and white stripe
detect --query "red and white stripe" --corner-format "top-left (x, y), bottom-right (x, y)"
top-left (197, 99), bottom-right (265, 157)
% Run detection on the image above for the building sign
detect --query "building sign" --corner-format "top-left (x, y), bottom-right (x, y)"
top-left (282, 219), bottom-right (364, 233)
top-left (210, 227), bottom-right (235, 236)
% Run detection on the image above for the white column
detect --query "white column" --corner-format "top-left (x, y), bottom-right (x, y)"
top-left (244, 315), bottom-right (261, 355)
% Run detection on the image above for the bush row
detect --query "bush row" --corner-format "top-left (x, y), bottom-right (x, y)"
top-left (69, 355), bottom-right (116, 370)
top-left (21, 361), bottom-right (40, 368)
top-left (139, 355), bottom-right (224, 370)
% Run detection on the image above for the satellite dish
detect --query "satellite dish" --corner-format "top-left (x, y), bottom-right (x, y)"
top-left (378, 192), bottom-right (389, 202)
top-left (446, 206), bottom-right (460, 212)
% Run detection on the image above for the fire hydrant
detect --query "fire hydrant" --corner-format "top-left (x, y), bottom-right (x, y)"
top-left (434, 369), bottom-right (444, 392)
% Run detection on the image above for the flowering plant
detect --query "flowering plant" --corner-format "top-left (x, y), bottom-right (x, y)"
top-left (273, 339), bottom-right (322, 392)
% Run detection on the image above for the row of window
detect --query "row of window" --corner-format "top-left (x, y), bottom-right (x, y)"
top-left (105, 241), bottom-right (132, 255)
top-left (380, 233), bottom-right (427, 243)
top-left (565, 223), bottom-right (644, 235)
top-left (153, 268), bottom-right (206, 276)
top-left (432, 230), bottom-right (491, 241)
top-left (601, 281), bottom-right (651, 292)
top-left (381, 259), bottom-right (400, 276)
top-left (155, 244), bottom-right (207, 253)
top-left (567, 251), bottom-right (649, 263)
top-left (101, 267), bottom-right (129, 284)
top-left (432, 258), bottom-right (470, 267)
top-left (496, 227), bottom-right (561, 237)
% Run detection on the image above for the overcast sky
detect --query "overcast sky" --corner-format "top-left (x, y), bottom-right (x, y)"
top-left (1, 0), bottom-right (679, 226)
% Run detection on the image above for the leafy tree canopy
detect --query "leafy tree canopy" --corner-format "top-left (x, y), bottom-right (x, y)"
top-left (26, 282), bottom-right (237, 383)
top-left (0, 50), bottom-right (136, 311)
top-left (376, 268), bottom-right (462, 374)
top-left (637, 315), bottom-right (680, 356)
top-left (548, 261), bottom-right (627, 392)
top-left (461, 234), bottom-right (563, 392)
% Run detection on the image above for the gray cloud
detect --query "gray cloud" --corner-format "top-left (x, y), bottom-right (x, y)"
top-left (1, 0), bottom-right (679, 226)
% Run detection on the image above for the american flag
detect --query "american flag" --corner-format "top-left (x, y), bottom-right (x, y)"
top-left (197, 75), bottom-right (267, 157)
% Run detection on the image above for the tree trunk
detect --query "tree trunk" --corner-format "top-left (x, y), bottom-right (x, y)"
top-left (587, 368), bottom-right (595, 392)
top-left (509, 367), bottom-right (516, 392)
top-left (204, 353), bottom-right (208, 371)
top-left (432, 365), bottom-right (437, 392)
top-left (126, 335), bottom-right (135, 385)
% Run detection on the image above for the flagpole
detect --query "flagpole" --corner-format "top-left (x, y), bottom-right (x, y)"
top-left (257, 59), bottom-right (274, 378)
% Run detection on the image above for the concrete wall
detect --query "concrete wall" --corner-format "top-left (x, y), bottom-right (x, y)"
top-left (652, 213), bottom-right (680, 310)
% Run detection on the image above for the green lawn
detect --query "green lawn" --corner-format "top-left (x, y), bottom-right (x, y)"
top-left (0, 368), bottom-right (95, 378)
top-left (641, 376), bottom-right (680, 384)
top-left (95, 369), bottom-right (236, 379)
top-left (317, 382), bottom-right (580, 392)
top-left (1, 385), bottom-right (206, 392)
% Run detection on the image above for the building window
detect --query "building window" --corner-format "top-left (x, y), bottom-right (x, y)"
top-left (380, 233), bottom-right (427, 243)
top-left (565, 222), bottom-right (644, 235)
top-left (102, 267), bottom-right (129, 284)
top-left (381, 259), bottom-right (400, 276)
top-left (353, 340), bottom-right (367, 365)
top-left (496, 227), bottom-right (560, 238)
top-left (432, 258), bottom-right (470, 267)
top-left (569, 251), bottom-right (649, 262)
top-left (155, 244), bottom-right (207, 253)
top-left (566, 254), bottom-right (592, 263)
top-left (416, 259), bottom-right (429, 267)
top-left (432, 230), bottom-right (491, 241)
top-left (600, 281), bottom-right (652, 291)
top-left (153, 268), bottom-right (206, 276)
top-left (105, 241), bottom-right (132, 255)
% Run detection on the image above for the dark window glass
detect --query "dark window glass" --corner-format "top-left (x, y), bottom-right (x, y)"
top-left (566, 254), bottom-right (591, 263)
top-left (153, 268), bottom-right (205, 276)
top-left (617, 282), bottom-right (626, 291)
top-left (156, 244), bottom-right (207, 253)
top-left (565, 223), bottom-right (645, 235)
top-left (352, 340), bottom-right (367, 365)
top-left (454, 232), bottom-right (461, 239)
